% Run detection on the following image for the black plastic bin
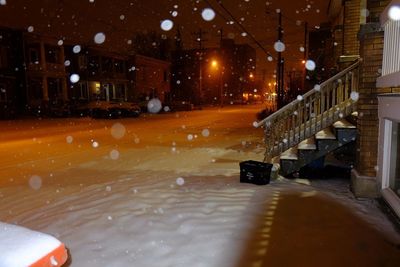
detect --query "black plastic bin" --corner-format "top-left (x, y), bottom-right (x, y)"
top-left (239, 160), bottom-right (272, 185)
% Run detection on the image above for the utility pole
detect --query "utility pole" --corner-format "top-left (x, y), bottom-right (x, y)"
top-left (276, 11), bottom-right (284, 109)
top-left (303, 21), bottom-right (308, 93)
top-left (191, 29), bottom-right (207, 106)
top-left (219, 27), bottom-right (224, 107)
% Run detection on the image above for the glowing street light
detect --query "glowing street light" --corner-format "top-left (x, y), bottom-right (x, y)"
top-left (210, 59), bottom-right (223, 107)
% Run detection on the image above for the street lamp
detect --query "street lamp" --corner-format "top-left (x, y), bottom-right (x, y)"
top-left (211, 59), bottom-right (223, 107)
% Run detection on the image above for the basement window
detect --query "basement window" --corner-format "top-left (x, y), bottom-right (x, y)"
top-left (389, 121), bottom-right (400, 197)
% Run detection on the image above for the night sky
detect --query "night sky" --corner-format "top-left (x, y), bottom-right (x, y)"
top-left (0, 0), bottom-right (330, 81)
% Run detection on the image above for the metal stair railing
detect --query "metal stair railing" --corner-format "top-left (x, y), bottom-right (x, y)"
top-left (255, 60), bottom-right (360, 162)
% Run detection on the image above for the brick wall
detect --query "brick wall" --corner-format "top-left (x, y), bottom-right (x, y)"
top-left (355, 0), bottom-right (394, 178)
top-left (367, 0), bottom-right (391, 22)
top-left (343, 0), bottom-right (362, 56)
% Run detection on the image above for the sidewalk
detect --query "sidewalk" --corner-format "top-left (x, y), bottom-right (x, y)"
top-left (234, 190), bottom-right (400, 267)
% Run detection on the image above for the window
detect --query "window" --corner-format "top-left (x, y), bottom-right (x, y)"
top-left (29, 47), bottom-right (40, 64)
top-left (0, 84), bottom-right (7, 102)
top-left (45, 45), bottom-right (60, 64)
top-left (47, 78), bottom-right (63, 103)
top-left (0, 46), bottom-right (8, 68)
top-left (114, 60), bottom-right (125, 73)
top-left (113, 84), bottom-right (126, 100)
top-left (389, 121), bottom-right (400, 197)
top-left (163, 70), bottom-right (168, 82)
top-left (88, 56), bottom-right (100, 75)
top-left (101, 57), bottom-right (113, 73)
top-left (78, 55), bottom-right (87, 70)
top-left (29, 79), bottom-right (43, 100)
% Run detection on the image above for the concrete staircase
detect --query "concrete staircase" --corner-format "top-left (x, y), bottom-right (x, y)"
top-left (277, 119), bottom-right (357, 176)
top-left (255, 61), bottom-right (360, 177)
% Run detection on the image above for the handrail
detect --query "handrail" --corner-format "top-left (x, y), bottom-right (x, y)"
top-left (257, 60), bottom-right (360, 162)
top-left (255, 60), bottom-right (360, 128)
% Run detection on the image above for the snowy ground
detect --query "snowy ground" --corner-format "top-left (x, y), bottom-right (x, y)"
top-left (0, 105), bottom-right (399, 267)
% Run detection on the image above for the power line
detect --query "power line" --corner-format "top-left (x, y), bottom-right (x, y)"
top-left (202, 0), bottom-right (273, 57)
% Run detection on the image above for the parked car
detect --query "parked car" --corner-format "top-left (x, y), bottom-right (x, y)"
top-left (75, 101), bottom-right (141, 119)
top-left (164, 101), bottom-right (194, 111)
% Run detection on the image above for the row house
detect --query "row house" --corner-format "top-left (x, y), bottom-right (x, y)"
top-left (66, 47), bottom-right (133, 104)
top-left (133, 54), bottom-right (171, 104)
top-left (24, 32), bottom-right (68, 114)
top-left (66, 47), bottom-right (171, 106)
top-left (0, 27), bottom-right (171, 118)
top-left (324, 0), bottom-right (400, 214)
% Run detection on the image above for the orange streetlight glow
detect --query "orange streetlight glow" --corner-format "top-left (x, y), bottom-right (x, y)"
top-left (211, 60), bottom-right (218, 68)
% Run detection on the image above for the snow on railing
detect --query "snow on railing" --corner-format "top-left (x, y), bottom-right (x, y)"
top-left (256, 60), bottom-right (360, 162)
top-left (377, 0), bottom-right (400, 87)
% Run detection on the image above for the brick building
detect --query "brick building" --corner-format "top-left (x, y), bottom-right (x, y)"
top-left (326, 0), bottom-right (400, 199)
top-left (132, 54), bottom-right (171, 103)
top-left (66, 46), bottom-right (132, 104)
top-left (23, 33), bottom-right (69, 115)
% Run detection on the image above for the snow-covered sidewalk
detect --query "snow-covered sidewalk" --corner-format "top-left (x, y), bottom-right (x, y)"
top-left (0, 106), bottom-right (399, 266)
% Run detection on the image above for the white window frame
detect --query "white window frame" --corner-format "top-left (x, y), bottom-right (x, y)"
top-left (378, 95), bottom-right (400, 218)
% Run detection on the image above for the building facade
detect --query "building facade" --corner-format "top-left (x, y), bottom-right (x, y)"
top-left (132, 54), bottom-right (171, 103)
top-left (66, 47), bottom-right (132, 104)
top-left (23, 33), bottom-right (68, 114)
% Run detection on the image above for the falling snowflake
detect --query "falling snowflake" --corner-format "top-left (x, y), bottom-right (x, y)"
top-left (29, 175), bottom-right (42, 190)
top-left (388, 6), bottom-right (400, 20)
top-left (274, 41), bottom-right (285, 52)
top-left (66, 136), bottom-right (73, 144)
top-left (350, 91), bottom-right (359, 101)
top-left (305, 60), bottom-right (316, 71)
top-left (111, 123), bottom-right (126, 139)
top-left (201, 8), bottom-right (215, 21)
top-left (110, 149), bottom-right (120, 160)
top-left (70, 74), bottom-right (80, 83)
top-left (94, 32), bottom-right (106, 44)
top-left (202, 129), bottom-right (210, 137)
top-left (73, 45), bottom-right (81, 53)
top-left (161, 19), bottom-right (174, 31)
top-left (176, 177), bottom-right (185, 186)
top-left (147, 98), bottom-right (162, 113)
top-left (27, 26), bottom-right (34, 32)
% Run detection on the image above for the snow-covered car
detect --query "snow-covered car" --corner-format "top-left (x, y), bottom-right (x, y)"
top-left (76, 101), bottom-right (141, 118)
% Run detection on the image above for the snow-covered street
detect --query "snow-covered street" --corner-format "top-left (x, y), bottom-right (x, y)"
top-left (1, 105), bottom-right (399, 266)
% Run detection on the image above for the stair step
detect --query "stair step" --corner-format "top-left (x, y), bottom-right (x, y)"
top-left (315, 128), bottom-right (336, 140)
top-left (298, 137), bottom-right (317, 150)
top-left (271, 156), bottom-right (281, 164)
top-left (333, 119), bottom-right (356, 129)
top-left (280, 147), bottom-right (298, 160)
